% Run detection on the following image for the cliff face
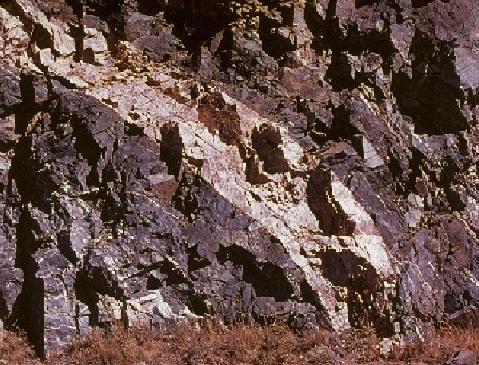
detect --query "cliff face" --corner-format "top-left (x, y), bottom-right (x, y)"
top-left (0, 0), bottom-right (479, 356)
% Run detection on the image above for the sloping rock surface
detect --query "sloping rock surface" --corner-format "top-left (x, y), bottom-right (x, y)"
top-left (0, 0), bottom-right (479, 356)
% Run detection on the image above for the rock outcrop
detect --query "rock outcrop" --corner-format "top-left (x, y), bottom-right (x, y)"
top-left (0, 0), bottom-right (478, 357)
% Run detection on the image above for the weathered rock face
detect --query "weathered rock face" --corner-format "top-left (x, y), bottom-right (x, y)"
top-left (0, 0), bottom-right (479, 357)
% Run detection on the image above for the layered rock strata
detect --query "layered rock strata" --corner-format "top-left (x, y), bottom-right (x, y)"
top-left (0, 0), bottom-right (478, 356)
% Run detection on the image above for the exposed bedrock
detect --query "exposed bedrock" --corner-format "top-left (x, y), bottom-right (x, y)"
top-left (0, 0), bottom-right (479, 357)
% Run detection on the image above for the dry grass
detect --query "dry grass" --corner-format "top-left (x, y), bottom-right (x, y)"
top-left (390, 326), bottom-right (479, 363)
top-left (0, 330), bottom-right (40, 365)
top-left (1, 323), bottom-right (478, 365)
top-left (50, 324), bottom-right (331, 365)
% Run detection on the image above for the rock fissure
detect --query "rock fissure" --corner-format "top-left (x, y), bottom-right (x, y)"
top-left (0, 0), bottom-right (479, 356)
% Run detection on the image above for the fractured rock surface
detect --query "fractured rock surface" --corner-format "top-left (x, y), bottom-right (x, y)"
top-left (0, 0), bottom-right (479, 357)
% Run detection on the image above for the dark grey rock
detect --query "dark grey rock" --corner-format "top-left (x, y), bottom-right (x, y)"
top-left (446, 350), bottom-right (477, 365)
top-left (0, 0), bottom-right (479, 358)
